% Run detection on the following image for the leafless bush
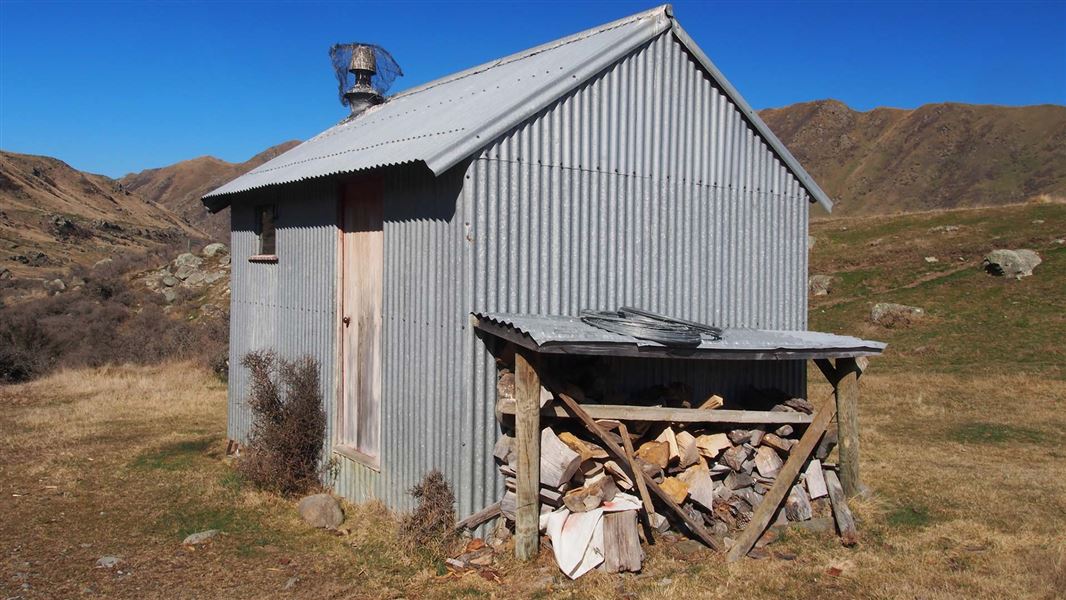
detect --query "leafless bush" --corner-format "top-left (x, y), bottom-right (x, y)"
top-left (237, 351), bottom-right (328, 496)
top-left (0, 264), bottom-right (228, 383)
top-left (399, 470), bottom-right (457, 557)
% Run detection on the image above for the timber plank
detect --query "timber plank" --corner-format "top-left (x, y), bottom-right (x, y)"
top-left (497, 399), bottom-right (814, 425)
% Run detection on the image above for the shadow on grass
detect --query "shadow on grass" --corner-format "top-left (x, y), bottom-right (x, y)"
top-left (131, 437), bottom-right (215, 471)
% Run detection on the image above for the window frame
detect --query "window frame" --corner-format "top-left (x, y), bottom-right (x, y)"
top-left (249, 204), bottom-right (278, 262)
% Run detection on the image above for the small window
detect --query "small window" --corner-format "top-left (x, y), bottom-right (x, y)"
top-left (254, 204), bottom-right (277, 257)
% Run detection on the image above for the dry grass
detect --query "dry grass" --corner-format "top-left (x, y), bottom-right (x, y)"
top-left (2, 365), bottom-right (1063, 599)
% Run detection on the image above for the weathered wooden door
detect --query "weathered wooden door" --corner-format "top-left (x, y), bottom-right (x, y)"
top-left (340, 176), bottom-right (383, 464)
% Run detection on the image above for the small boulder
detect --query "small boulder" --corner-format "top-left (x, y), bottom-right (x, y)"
top-left (45, 278), bottom-right (66, 293)
top-left (93, 257), bottom-right (113, 270)
top-left (924, 256), bottom-right (938, 263)
top-left (162, 275), bottom-right (179, 287)
top-left (983, 249), bottom-right (1041, 279)
top-left (0, 267), bottom-right (11, 280)
top-left (162, 289), bottom-right (178, 304)
top-left (203, 271), bottom-right (226, 284)
top-left (185, 271), bottom-right (206, 286)
top-left (173, 253), bottom-right (203, 269)
top-left (297, 494), bottom-right (343, 529)
top-left (808, 275), bottom-right (833, 296)
top-left (174, 264), bottom-right (198, 280)
top-left (182, 529), bottom-right (219, 545)
top-left (202, 243), bottom-right (229, 258)
top-left (870, 302), bottom-right (924, 328)
top-left (96, 556), bottom-right (121, 569)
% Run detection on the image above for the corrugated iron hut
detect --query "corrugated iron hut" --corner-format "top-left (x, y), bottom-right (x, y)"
top-left (202, 5), bottom-right (880, 541)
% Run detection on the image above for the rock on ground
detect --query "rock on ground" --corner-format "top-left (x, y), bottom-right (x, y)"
top-left (173, 253), bottom-right (203, 269)
top-left (96, 556), bottom-right (121, 568)
top-left (298, 494), bottom-right (344, 529)
top-left (182, 529), bottom-right (219, 545)
top-left (870, 302), bottom-right (924, 328)
top-left (202, 243), bottom-right (228, 257)
top-left (808, 275), bottom-right (833, 296)
top-left (983, 249), bottom-right (1041, 279)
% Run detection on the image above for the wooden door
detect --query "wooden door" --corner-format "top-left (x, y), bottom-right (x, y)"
top-left (340, 177), bottom-right (383, 463)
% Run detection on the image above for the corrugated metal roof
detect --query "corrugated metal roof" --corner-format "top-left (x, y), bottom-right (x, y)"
top-left (473, 312), bottom-right (886, 358)
top-left (204, 4), bottom-right (833, 212)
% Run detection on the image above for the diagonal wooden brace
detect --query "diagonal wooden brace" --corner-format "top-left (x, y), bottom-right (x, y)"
top-left (726, 393), bottom-right (838, 562)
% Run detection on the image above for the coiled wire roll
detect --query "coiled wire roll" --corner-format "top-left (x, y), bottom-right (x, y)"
top-left (579, 307), bottom-right (723, 347)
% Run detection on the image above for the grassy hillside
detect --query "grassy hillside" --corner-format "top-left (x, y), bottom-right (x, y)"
top-left (809, 201), bottom-right (1065, 379)
top-left (0, 151), bottom-right (206, 281)
top-left (761, 101), bottom-right (1066, 216)
top-left (120, 141), bottom-right (300, 241)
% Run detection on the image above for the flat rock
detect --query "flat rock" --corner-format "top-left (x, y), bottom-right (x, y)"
top-left (870, 302), bottom-right (924, 328)
top-left (173, 253), bottom-right (203, 269)
top-left (182, 529), bottom-right (219, 545)
top-left (298, 493), bottom-right (344, 529)
top-left (983, 249), bottom-right (1041, 279)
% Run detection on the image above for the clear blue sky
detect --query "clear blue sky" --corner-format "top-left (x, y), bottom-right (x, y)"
top-left (2, 1), bottom-right (1064, 178)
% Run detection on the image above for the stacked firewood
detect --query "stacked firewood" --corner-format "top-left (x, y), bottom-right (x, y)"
top-left (494, 371), bottom-right (856, 577)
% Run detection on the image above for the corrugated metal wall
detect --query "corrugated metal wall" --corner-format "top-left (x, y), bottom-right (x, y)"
top-left (336, 31), bottom-right (809, 520)
top-left (236, 30), bottom-right (810, 523)
top-left (227, 179), bottom-right (339, 444)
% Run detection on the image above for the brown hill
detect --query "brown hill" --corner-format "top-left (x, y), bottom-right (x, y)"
top-left (120, 141), bottom-right (300, 240)
top-left (0, 150), bottom-right (205, 281)
top-left (759, 100), bottom-right (1066, 215)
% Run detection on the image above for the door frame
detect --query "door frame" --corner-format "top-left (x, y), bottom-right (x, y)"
top-left (333, 174), bottom-right (384, 471)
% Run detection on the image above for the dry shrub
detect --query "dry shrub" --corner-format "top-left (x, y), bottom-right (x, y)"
top-left (0, 261), bottom-right (227, 383)
top-left (399, 470), bottom-right (457, 557)
top-left (237, 351), bottom-right (328, 496)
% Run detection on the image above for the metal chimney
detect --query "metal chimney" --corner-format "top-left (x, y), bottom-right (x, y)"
top-left (344, 45), bottom-right (382, 117)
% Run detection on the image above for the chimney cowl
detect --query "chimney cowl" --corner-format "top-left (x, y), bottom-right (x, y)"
top-left (329, 43), bottom-right (403, 120)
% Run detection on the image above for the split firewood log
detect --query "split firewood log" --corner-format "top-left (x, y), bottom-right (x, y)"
top-left (541, 428), bottom-right (583, 488)
top-left (785, 484), bottom-right (813, 521)
top-left (722, 445), bottom-right (750, 471)
top-left (754, 446), bottom-right (783, 478)
top-left (804, 459), bottom-right (828, 499)
top-left (698, 394), bottom-right (724, 410)
top-left (675, 430), bottom-right (701, 468)
top-left (775, 425), bottom-right (794, 437)
top-left (659, 477), bottom-right (689, 504)
top-left (635, 440), bottom-right (670, 470)
top-left (678, 463), bottom-right (715, 510)
top-left (695, 433), bottom-right (731, 459)
top-left (728, 429), bottom-right (753, 445)
top-left (655, 427), bottom-right (680, 463)
top-left (493, 434), bottom-right (515, 464)
top-left (761, 433), bottom-right (794, 454)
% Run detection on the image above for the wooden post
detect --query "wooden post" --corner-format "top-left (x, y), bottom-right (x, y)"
top-left (834, 357), bottom-right (862, 498)
top-left (513, 350), bottom-right (541, 561)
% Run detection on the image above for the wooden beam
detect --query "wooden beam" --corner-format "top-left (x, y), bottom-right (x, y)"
top-left (814, 358), bottom-right (838, 385)
top-left (824, 470), bottom-right (858, 546)
top-left (617, 421), bottom-right (656, 544)
top-left (513, 350), bottom-right (541, 561)
top-left (725, 394), bottom-right (837, 562)
top-left (454, 501), bottom-right (502, 532)
top-left (497, 399), bottom-right (814, 425)
top-left (554, 393), bottom-right (724, 552)
top-left (834, 357), bottom-right (862, 498)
